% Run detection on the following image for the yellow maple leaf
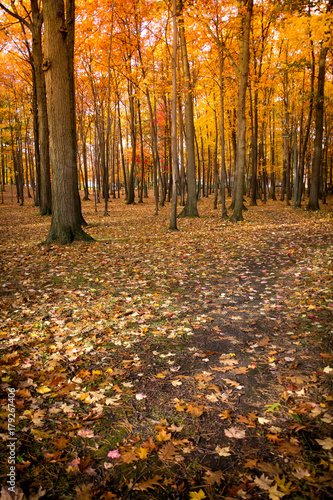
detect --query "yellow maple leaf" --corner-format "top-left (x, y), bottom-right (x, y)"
top-left (36, 385), bottom-right (51, 394)
top-left (189, 490), bottom-right (206, 499)
top-left (137, 446), bottom-right (149, 459)
top-left (156, 429), bottom-right (171, 442)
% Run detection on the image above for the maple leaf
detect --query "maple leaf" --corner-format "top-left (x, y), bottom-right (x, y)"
top-left (218, 410), bottom-right (234, 420)
top-left (254, 474), bottom-right (274, 490)
top-left (268, 483), bottom-right (286, 500)
top-left (0, 486), bottom-right (25, 500)
top-left (293, 467), bottom-right (311, 479)
top-left (258, 417), bottom-right (271, 425)
top-left (171, 379), bottom-right (182, 386)
top-left (135, 393), bottom-right (147, 400)
top-left (120, 449), bottom-right (140, 464)
top-left (205, 393), bottom-right (219, 402)
top-left (137, 446), bottom-right (150, 459)
top-left (189, 490), bottom-right (206, 499)
top-left (215, 445), bottom-right (231, 456)
top-left (158, 442), bottom-right (177, 461)
top-left (224, 427), bottom-right (246, 439)
top-left (316, 437), bottom-right (333, 450)
top-left (78, 428), bottom-right (95, 438)
top-left (175, 401), bottom-right (187, 411)
top-left (107, 449), bottom-right (120, 459)
top-left (133, 475), bottom-right (163, 491)
top-left (36, 385), bottom-right (51, 394)
top-left (204, 470), bottom-right (224, 486)
top-left (168, 423), bottom-right (184, 432)
top-left (156, 428), bottom-right (171, 442)
top-left (54, 436), bottom-right (70, 450)
top-left (186, 403), bottom-right (204, 417)
top-left (265, 403), bottom-right (281, 412)
top-left (74, 484), bottom-right (93, 500)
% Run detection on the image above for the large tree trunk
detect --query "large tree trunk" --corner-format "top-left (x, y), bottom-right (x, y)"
top-left (307, 48), bottom-right (329, 209)
top-left (31, 1), bottom-right (52, 216)
top-left (43, 0), bottom-right (92, 244)
top-left (178, 1), bottom-right (199, 218)
top-left (298, 43), bottom-right (314, 207)
top-left (230, 0), bottom-right (253, 222)
top-left (169, 0), bottom-right (179, 230)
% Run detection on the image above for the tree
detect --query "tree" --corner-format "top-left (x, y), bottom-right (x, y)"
top-left (0, 0), bottom-right (52, 215)
top-left (307, 0), bottom-right (333, 210)
top-left (178, 0), bottom-right (199, 218)
top-left (42, 0), bottom-right (92, 244)
top-left (169, 0), bottom-right (179, 230)
top-left (230, 0), bottom-right (253, 222)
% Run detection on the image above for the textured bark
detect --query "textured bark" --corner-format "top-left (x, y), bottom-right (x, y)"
top-left (169, 0), bottom-right (179, 230)
top-left (230, 0), bottom-right (253, 222)
top-left (43, 0), bottom-right (92, 244)
top-left (307, 46), bottom-right (329, 209)
top-left (178, 0), bottom-right (199, 218)
top-left (31, 1), bottom-right (52, 215)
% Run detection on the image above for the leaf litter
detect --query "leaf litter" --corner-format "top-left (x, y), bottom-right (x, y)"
top-left (0, 192), bottom-right (333, 499)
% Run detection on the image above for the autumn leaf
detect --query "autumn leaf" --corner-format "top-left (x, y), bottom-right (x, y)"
top-left (107, 449), bottom-right (120, 459)
top-left (203, 469), bottom-right (224, 486)
top-left (186, 403), bottom-right (204, 417)
top-left (265, 403), bottom-right (281, 412)
top-left (158, 442), bottom-right (177, 461)
top-left (54, 436), bottom-right (70, 450)
top-left (119, 449), bottom-right (140, 464)
top-left (224, 427), bottom-right (246, 439)
top-left (316, 437), bottom-right (333, 450)
top-left (293, 467), bottom-right (311, 479)
top-left (268, 483), bottom-right (286, 500)
top-left (254, 474), bottom-right (273, 490)
top-left (189, 490), bottom-right (206, 499)
top-left (137, 446), bottom-right (150, 459)
top-left (36, 385), bottom-right (51, 394)
top-left (156, 429), bottom-right (171, 442)
top-left (133, 475), bottom-right (163, 491)
top-left (215, 445), bottom-right (231, 456)
top-left (78, 428), bottom-right (95, 438)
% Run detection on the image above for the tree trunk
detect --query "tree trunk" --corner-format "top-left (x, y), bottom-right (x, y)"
top-left (298, 42), bottom-right (314, 207)
top-left (169, 0), bottom-right (178, 230)
top-left (178, 1), bottom-right (199, 217)
top-left (307, 43), bottom-right (330, 209)
top-left (31, 2), bottom-right (52, 215)
top-left (43, 0), bottom-right (92, 244)
top-left (230, 0), bottom-right (253, 222)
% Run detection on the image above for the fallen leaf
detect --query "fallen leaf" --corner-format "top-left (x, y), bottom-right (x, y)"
top-left (203, 469), bottom-right (224, 486)
top-left (316, 437), bottom-right (333, 450)
top-left (133, 475), bottom-right (163, 491)
top-left (186, 403), bottom-right (204, 417)
top-left (224, 427), bottom-right (246, 439)
top-left (78, 428), bottom-right (95, 438)
top-left (189, 490), bottom-right (206, 499)
top-left (215, 445), bottom-right (231, 456)
top-left (107, 449), bottom-right (120, 459)
top-left (254, 473), bottom-right (274, 490)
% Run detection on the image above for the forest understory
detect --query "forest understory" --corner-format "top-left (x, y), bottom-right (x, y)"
top-left (0, 191), bottom-right (332, 500)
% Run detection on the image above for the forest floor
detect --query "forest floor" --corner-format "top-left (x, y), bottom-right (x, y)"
top-left (0, 189), bottom-right (333, 500)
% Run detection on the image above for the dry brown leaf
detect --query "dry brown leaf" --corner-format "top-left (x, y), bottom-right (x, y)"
top-left (133, 475), bottom-right (163, 491)
top-left (158, 442), bottom-right (177, 461)
top-left (186, 403), bottom-right (204, 417)
top-left (204, 469), bottom-right (224, 486)
top-left (254, 473), bottom-right (273, 490)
